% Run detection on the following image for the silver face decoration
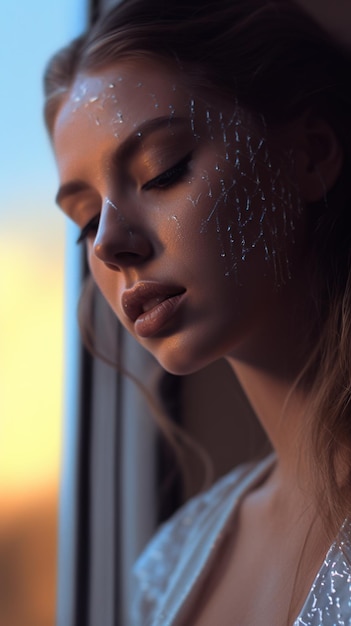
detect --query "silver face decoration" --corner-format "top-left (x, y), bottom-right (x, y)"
top-left (67, 72), bottom-right (303, 287)
top-left (184, 96), bottom-right (302, 284)
top-left (55, 61), bottom-right (309, 373)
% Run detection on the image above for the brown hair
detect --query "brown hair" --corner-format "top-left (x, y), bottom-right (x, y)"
top-left (44, 0), bottom-right (351, 535)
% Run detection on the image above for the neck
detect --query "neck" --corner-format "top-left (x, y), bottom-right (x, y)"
top-left (225, 261), bottom-right (319, 490)
top-left (225, 350), bottom-right (313, 498)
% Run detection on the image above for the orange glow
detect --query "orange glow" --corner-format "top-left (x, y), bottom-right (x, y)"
top-left (0, 236), bottom-right (64, 502)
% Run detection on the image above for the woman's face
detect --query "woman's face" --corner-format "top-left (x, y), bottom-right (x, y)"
top-left (53, 58), bottom-right (308, 375)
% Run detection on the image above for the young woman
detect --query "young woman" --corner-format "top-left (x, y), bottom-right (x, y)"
top-left (44, 0), bottom-right (351, 623)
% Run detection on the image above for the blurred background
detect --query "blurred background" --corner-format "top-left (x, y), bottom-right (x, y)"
top-left (0, 2), bottom-right (85, 624)
top-left (0, 2), bottom-right (350, 626)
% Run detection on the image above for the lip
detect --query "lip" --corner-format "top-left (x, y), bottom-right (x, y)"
top-left (122, 281), bottom-right (186, 338)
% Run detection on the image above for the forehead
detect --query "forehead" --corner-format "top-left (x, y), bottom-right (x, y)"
top-left (54, 58), bottom-right (197, 141)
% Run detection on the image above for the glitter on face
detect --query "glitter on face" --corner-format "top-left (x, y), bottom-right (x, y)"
top-left (189, 98), bottom-right (196, 134)
top-left (104, 197), bottom-right (132, 231)
top-left (186, 192), bottom-right (203, 208)
top-left (169, 215), bottom-right (181, 234)
top-left (187, 102), bottom-right (303, 283)
top-left (71, 83), bottom-right (88, 110)
top-left (53, 60), bottom-right (319, 380)
top-left (168, 104), bottom-right (176, 120)
top-left (105, 197), bottom-right (124, 221)
top-left (149, 93), bottom-right (160, 109)
top-left (65, 70), bottom-right (303, 290)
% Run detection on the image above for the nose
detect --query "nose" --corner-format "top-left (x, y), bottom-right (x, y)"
top-left (92, 198), bottom-right (153, 270)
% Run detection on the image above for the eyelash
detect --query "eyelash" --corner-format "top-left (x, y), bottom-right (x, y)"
top-left (141, 152), bottom-right (193, 191)
top-left (76, 152), bottom-right (193, 244)
top-left (76, 214), bottom-right (100, 244)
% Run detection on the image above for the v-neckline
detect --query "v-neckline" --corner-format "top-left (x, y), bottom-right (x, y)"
top-left (169, 456), bottom-right (351, 625)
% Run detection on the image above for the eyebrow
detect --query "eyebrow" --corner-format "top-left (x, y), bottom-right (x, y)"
top-left (55, 180), bottom-right (90, 207)
top-left (55, 115), bottom-right (189, 207)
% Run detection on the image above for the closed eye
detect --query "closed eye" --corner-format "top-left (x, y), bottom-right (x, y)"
top-left (141, 152), bottom-right (193, 191)
top-left (76, 214), bottom-right (100, 244)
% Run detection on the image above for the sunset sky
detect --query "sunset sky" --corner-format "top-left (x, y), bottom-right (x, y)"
top-left (0, 0), bottom-right (86, 502)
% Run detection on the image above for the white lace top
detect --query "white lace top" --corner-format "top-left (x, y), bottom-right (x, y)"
top-left (132, 456), bottom-right (351, 625)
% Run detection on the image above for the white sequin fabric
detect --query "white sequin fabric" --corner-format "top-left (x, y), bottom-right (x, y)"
top-left (132, 456), bottom-right (351, 625)
top-left (294, 519), bottom-right (351, 625)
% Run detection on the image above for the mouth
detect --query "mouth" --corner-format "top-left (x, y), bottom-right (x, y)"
top-left (122, 281), bottom-right (186, 338)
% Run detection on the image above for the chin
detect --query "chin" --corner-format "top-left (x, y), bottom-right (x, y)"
top-left (149, 337), bottom-right (222, 377)
top-left (158, 358), bottom-right (204, 376)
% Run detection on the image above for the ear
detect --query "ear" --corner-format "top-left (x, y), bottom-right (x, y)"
top-left (292, 111), bottom-right (344, 203)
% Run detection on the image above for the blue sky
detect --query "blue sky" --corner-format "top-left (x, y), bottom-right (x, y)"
top-left (0, 0), bottom-right (87, 494)
top-left (1, 1), bottom-right (86, 234)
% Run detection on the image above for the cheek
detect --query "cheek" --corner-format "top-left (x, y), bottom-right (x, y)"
top-left (183, 102), bottom-right (306, 284)
top-left (184, 150), bottom-right (303, 283)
